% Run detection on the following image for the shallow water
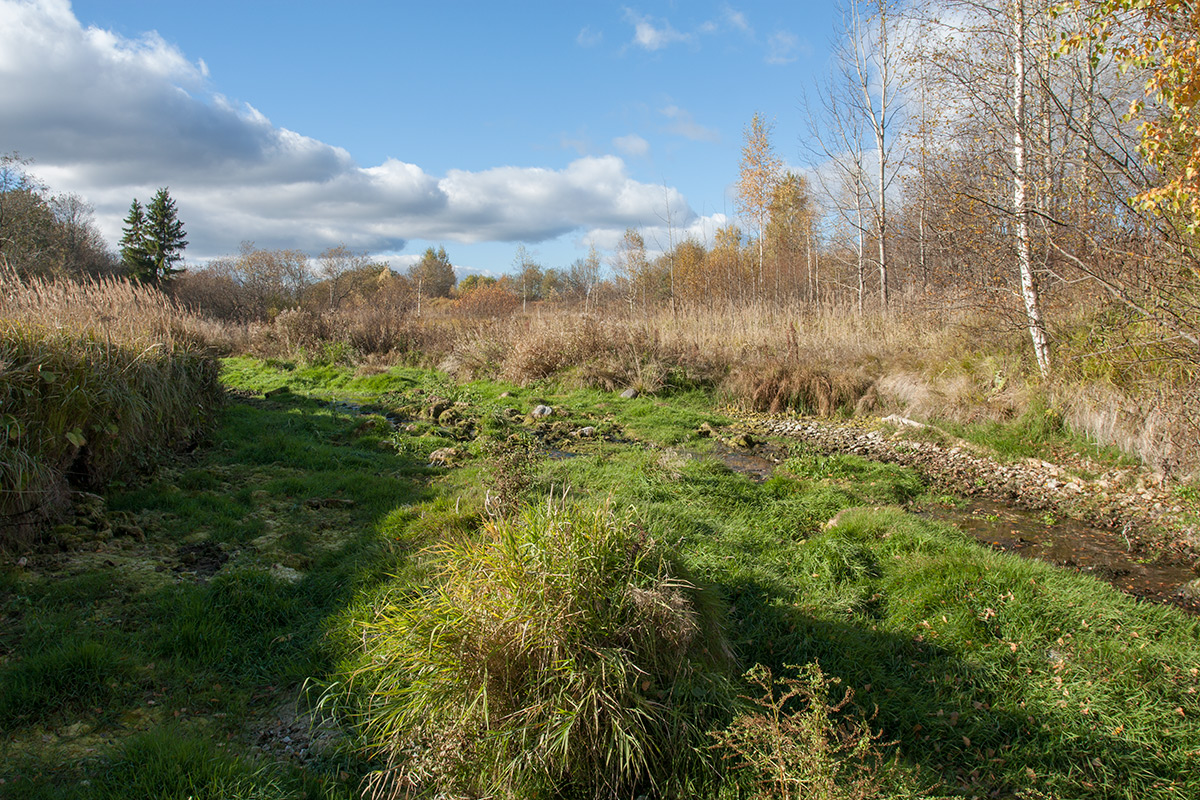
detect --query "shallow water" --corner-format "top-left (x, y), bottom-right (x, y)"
top-left (920, 498), bottom-right (1199, 613)
top-left (706, 442), bottom-right (1200, 614)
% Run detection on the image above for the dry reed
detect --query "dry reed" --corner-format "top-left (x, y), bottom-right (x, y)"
top-left (1, 269), bottom-right (223, 545)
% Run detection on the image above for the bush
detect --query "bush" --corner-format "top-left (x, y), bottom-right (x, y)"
top-left (330, 500), bottom-right (736, 799)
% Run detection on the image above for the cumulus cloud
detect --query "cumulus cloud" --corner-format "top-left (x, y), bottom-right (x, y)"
top-left (623, 8), bottom-right (691, 51)
top-left (0, 0), bottom-right (700, 258)
top-left (660, 105), bottom-right (721, 143)
top-left (613, 134), bottom-right (650, 157)
top-left (586, 211), bottom-right (731, 258)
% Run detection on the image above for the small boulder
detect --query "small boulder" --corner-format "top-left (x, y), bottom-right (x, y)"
top-left (425, 397), bottom-right (452, 420)
top-left (429, 447), bottom-right (461, 467)
top-left (620, 387), bottom-right (640, 399)
top-left (725, 433), bottom-right (756, 448)
top-left (531, 404), bottom-right (554, 418)
top-left (575, 426), bottom-right (596, 438)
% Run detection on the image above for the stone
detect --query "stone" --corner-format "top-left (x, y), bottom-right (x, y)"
top-left (620, 387), bottom-right (640, 399)
top-left (426, 398), bottom-right (451, 420)
top-left (429, 447), bottom-right (461, 466)
top-left (575, 426), bottom-right (596, 438)
top-left (531, 404), bottom-right (553, 418)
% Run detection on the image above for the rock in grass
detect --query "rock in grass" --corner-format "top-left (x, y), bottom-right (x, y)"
top-left (426, 397), bottom-right (452, 420)
top-left (531, 404), bottom-right (554, 418)
top-left (620, 387), bottom-right (640, 399)
top-left (575, 426), bottom-right (596, 438)
top-left (429, 447), bottom-right (461, 467)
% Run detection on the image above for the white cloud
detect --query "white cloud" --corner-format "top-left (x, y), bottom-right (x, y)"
top-left (660, 105), bottom-right (721, 143)
top-left (766, 30), bottom-right (805, 65)
top-left (0, 0), bottom-right (702, 259)
top-left (613, 134), bottom-right (650, 157)
top-left (622, 8), bottom-right (692, 51)
top-left (586, 211), bottom-right (731, 258)
top-left (722, 6), bottom-right (752, 34)
top-left (576, 25), bottom-right (603, 47)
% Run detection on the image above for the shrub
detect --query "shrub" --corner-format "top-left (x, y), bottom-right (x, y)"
top-left (330, 500), bottom-right (736, 799)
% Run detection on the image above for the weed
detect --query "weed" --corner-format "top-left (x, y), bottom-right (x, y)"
top-left (711, 662), bottom-right (889, 800)
top-left (478, 431), bottom-right (537, 518)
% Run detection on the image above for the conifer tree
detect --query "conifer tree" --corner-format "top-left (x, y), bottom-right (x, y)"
top-left (119, 198), bottom-right (153, 279)
top-left (143, 187), bottom-right (188, 283)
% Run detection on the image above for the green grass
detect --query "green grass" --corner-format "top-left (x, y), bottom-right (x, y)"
top-left (6, 357), bottom-right (1199, 800)
top-left (932, 396), bottom-right (1138, 468)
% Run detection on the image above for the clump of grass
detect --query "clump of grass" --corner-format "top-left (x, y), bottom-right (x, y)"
top-left (724, 361), bottom-right (876, 416)
top-left (329, 499), bottom-right (736, 799)
top-left (711, 662), bottom-right (889, 800)
top-left (0, 321), bottom-right (220, 545)
top-left (0, 639), bottom-right (130, 726)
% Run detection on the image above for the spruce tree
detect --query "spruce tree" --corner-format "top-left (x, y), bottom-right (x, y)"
top-left (143, 187), bottom-right (188, 283)
top-left (119, 198), bottom-right (153, 280)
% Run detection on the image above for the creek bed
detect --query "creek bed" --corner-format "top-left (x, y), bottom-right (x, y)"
top-left (707, 440), bottom-right (1200, 614)
top-left (919, 497), bottom-right (1200, 613)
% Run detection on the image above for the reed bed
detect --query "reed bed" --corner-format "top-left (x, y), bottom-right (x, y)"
top-left (0, 270), bottom-right (222, 545)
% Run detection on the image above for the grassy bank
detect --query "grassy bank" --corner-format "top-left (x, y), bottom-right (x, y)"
top-left (1, 273), bottom-right (225, 545)
top-left (3, 358), bottom-right (1198, 799)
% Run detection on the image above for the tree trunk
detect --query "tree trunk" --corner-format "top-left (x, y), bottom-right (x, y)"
top-left (1012, 0), bottom-right (1052, 376)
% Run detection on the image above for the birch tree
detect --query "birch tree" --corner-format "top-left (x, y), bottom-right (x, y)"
top-left (736, 113), bottom-right (784, 300)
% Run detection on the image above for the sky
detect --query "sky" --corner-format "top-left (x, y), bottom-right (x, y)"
top-left (0, 0), bottom-right (846, 277)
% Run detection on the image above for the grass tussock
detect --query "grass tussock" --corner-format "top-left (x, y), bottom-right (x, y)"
top-left (329, 499), bottom-right (736, 799)
top-left (0, 271), bottom-right (222, 544)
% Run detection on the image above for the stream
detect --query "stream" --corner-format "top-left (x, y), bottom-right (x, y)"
top-left (321, 398), bottom-right (1200, 614)
top-left (706, 442), bottom-right (1200, 614)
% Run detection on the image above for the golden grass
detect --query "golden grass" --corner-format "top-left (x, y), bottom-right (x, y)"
top-left (1, 269), bottom-right (223, 545)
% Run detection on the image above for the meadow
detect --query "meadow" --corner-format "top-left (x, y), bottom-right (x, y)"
top-left (2, 349), bottom-right (1198, 799)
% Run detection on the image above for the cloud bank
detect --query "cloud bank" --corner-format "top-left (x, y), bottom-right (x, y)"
top-left (0, 0), bottom-right (700, 258)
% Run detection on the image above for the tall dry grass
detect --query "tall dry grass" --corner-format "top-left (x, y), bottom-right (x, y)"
top-left (198, 288), bottom-right (1198, 474)
top-left (1, 269), bottom-right (223, 545)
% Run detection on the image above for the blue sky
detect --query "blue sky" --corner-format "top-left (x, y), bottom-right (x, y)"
top-left (1, 0), bottom-right (845, 276)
